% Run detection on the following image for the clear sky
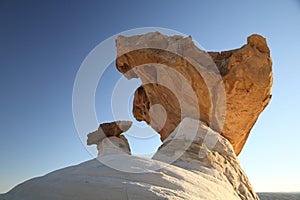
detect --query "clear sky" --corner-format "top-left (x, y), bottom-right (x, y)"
top-left (1, 0), bottom-right (300, 193)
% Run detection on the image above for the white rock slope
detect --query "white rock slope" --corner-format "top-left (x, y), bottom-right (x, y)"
top-left (1, 119), bottom-right (257, 200)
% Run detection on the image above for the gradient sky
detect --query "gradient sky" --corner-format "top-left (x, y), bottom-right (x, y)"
top-left (1, 0), bottom-right (300, 193)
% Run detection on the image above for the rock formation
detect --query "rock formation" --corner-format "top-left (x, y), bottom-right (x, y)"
top-left (1, 32), bottom-right (273, 200)
top-left (116, 32), bottom-right (272, 155)
top-left (87, 121), bottom-right (132, 154)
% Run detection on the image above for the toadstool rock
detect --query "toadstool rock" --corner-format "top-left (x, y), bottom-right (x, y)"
top-left (87, 120), bottom-right (132, 145)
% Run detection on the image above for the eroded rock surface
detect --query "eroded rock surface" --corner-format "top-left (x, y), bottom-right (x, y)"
top-left (153, 118), bottom-right (259, 200)
top-left (116, 32), bottom-right (272, 155)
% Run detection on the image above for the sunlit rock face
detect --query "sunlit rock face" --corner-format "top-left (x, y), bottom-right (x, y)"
top-left (116, 32), bottom-right (272, 155)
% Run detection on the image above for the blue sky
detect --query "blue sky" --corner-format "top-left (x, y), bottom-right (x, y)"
top-left (1, 0), bottom-right (300, 193)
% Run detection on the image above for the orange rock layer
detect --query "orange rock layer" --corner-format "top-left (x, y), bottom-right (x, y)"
top-left (116, 32), bottom-right (272, 155)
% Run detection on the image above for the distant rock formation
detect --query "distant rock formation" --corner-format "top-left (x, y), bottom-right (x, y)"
top-left (116, 32), bottom-right (272, 155)
top-left (258, 192), bottom-right (300, 200)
